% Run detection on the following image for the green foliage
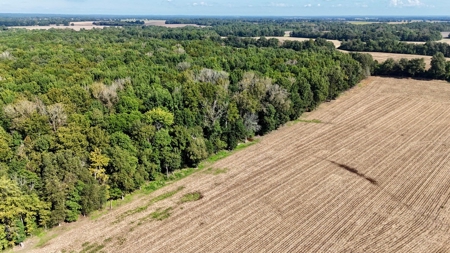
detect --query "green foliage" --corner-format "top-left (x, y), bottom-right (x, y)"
top-left (180, 192), bottom-right (203, 203)
top-left (375, 58), bottom-right (429, 78)
top-left (291, 21), bottom-right (445, 42)
top-left (65, 181), bottom-right (83, 222)
top-left (80, 241), bottom-right (105, 253)
top-left (296, 119), bottom-right (322, 124)
top-left (144, 107), bottom-right (174, 130)
top-left (0, 126), bottom-right (12, 161)
top-left (204, 167), bottom-right (228, 175)
top-left (0, 176), bottom-right (50, 250)
top-left (115, 186), bottom-right (184, 223)
top-left (429, 52), bottom-right (447, 79)
top-left (150, 207), bottom-right (172, 221)
top-left (89, 148), bottom-right (110, 184)
top-left (340, 39), bottom-right (450, 58)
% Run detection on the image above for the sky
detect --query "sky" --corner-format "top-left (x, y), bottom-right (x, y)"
top-left (0, 0), bottom-right (448, 16)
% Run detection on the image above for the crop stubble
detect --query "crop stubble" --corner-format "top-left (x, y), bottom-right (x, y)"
top-left (26, 77), bottom-right (450, 253)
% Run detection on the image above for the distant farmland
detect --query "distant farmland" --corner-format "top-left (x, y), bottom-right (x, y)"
top-left (350, 51), bottom-right (450, 69)
top-left (26, 76), bottom-right (450, 252)
top-left (8, 21), bottom-right (108, 31)
top-left (144, 20), bottom-right (206, 28)
top-left (7, 20), bottom-right (202, 30)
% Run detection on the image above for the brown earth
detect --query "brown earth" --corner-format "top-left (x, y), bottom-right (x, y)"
top-left (8, 22), bottom-right (108, 31)
top-left (253, 36), bottom-right (442, 68)
top-left (258, 36), bottom-right (342, 48)
top-left (19, 76), bottom-right (450, 253)
top-left (346, 51), bottom-right (450, 69)
top-left (144, 20), bottom-right (205, 28)
top-left (7, 19), bottom-right (204, 30)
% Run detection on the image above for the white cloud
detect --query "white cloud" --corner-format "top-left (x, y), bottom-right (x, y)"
top-left (269, 2), bottom-right (293, 7)
top-left (193, 1), bottom-right (209, 6)
top-left (390, 0), bottom-right (422, 7)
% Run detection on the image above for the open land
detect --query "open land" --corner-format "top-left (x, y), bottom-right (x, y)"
top-left (144, 20), bottom-right (205, 28)
top-left (266, 36), bottom-right (342, 48)
top-left (8, 21), bottom-right (109, 31)
top-left (345, 51), bottom-right (450, 69)
top-left (21, 76), bottom-right (450, 252)
top-left (255, 36), bottom-right (446, 67)
top-left (405, 32), bottom-right (450, 45)
top-left (7, 20), bottom-right (202, 30)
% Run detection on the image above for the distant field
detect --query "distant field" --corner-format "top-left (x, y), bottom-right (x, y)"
top-left (23, 76), bottom-right (450, 253)
top-left (404, 32), bottom-right (450, 45)
top-left (347, 21), bottom-right (381, 25)
top-left (257, 36), bottom-right (342, 48)
top-left (144, 20), bottom-right (205, 28)
top-left (338, 51), bottom-right (449, 69)
top-left (7, 20), bottom-right (204, 30)
top-left (255, 37), bottom-right (446, 67)
top-left (8, 21), bottom-right (108, 31)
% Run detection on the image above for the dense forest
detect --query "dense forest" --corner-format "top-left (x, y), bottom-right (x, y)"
top-left (339, 39), bottom-right (450, 57)
top-left (290, 22), bottom-right (449, 42)
top-left (0, 26), bottom-right (366, 249)
top-left (167, 19), bottom-right (450, 41)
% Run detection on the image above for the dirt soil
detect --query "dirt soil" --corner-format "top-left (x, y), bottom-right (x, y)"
top-left (18, 76), bottom-right (450, 252)
top-left (8, 22), bottom-right (108, 31)
top-left (144, 20), bottom-right (205, 28)
top-left (350, 51), bottom-right (450, 69)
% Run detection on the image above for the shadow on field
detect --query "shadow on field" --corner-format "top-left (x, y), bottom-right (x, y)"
top-left (329, 160), bottom-right (378, 186)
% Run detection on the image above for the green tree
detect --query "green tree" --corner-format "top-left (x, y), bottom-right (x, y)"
top-left (0, 126), bottom-right (12, 162)
top-left (429, 52), bottom-right (447, 79)
top-left (144, 107), bottom-right (174, 130)
top-left (89, 148), bottom-right (110, 184)
top-left (0, 176), bottom-right (50, 249)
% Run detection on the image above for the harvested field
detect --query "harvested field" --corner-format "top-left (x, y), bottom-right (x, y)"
top-left (144, 20), bottom-right (205, 28)
top-left (21, 76), bottom-right (450, 253)
top-left (263, 36), bottom-right (342, 48)
top-left (266, 37), bottom-right (341, 48)
top-left (8, 22), bottom-right (108, 31)
top-left (338, 51), bottom-right (450, 69)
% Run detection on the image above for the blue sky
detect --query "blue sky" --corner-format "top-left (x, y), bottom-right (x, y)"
top-left (0, 0), bottom-right (448, 16)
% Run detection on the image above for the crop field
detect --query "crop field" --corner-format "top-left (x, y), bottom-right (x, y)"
top-left (353, 51), bottom-right (450, 68)
top-left (21, 76), bottom-right (450, 253)
top-left (7, 20), bottom-right (203, 30)
top-left (144, 20), bottom-right (205, 28)
top-left (265, 36), bottom-right (342, 48)
top-left (8, 21), bottom-right (109, 30)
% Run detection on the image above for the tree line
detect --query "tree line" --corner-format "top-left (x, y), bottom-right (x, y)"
top-left (291, 22), bottom-right (448, 42)
top-left (339, 39), bottom-right (450, 57)
top-left (372, 52), bottom-right (450, 80)
top-left (166, 19), bottom-right (450, 42)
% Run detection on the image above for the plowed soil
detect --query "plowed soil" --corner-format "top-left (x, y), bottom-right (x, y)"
top-left (22, 77), bottom-right (450, 253)
top-left (8, 22), bottom-right (108, 31)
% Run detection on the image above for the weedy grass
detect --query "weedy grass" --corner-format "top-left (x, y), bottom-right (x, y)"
top-left (198, 139), bottom-right (260, 170)
top-left (204, 167), bottom-right (228, 175)
top-left (150, 207), bottom-right (173, 221)
top-left (92, 139), bottom-right (259, 221)
top-left (295, 119), bottom-right (322, 124)
top-left (34, 230), bottom-right (59, 248)
top-left (79, 242), bottom-right (105, 253)
top-left (180, 192), bottom-right (203, 203)
top-left (113, 186), bottom-right (185, 224)
top-left (135, 207), bottom-right (174, 226)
